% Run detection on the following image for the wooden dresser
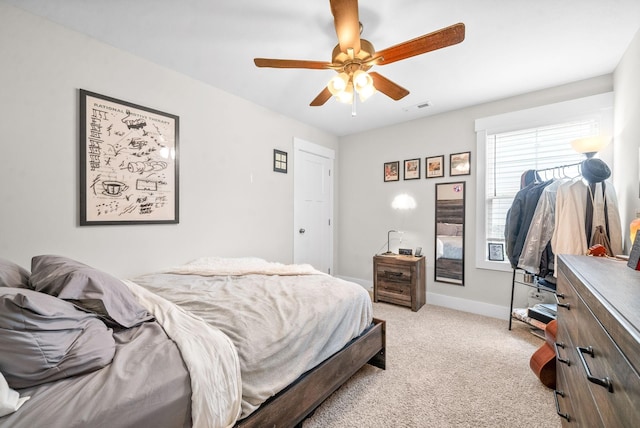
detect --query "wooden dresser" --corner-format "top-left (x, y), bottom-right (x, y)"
top-left (373, 254), bottom-right (425, 312)
top-left (554, 255), bottom-right (640, 426)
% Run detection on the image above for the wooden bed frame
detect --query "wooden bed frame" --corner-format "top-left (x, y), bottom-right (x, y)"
top-left (235, 318), bottom-right (386, 428)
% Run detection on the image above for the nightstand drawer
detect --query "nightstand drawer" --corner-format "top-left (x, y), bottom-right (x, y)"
top-left (377, 286), bottom-right (411, 305)
top-left (377, 280), bottom-right (411, 299)
top-left (375, 264), bottom-right (412, 283)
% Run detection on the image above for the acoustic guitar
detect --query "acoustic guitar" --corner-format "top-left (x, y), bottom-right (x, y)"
top-left (529, 319), bottom-right (557, 389)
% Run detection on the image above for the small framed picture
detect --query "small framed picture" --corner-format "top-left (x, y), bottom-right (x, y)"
top-left (273, 149), bottom-right (288, 173)
top-left (384, 161), bottom-right (400, 182)
top-left (488, 243), bottom-right (504, 261)
top-left (425, 155), bottom-right (444, 178)
top-left (404, 158), bottom-right (421, 180)
top-left (450, 151), bottom-right (471, 176)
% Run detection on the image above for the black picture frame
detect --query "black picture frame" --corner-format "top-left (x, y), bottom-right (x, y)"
top-left (79, 89), bottom-right (179, 225)
top-left (627, 232), bottom-right (640, 270)
top-left (435, 181), bottom-right (466, 286)
top-left (404, 158), bottom-right (421, 180)
top-left (426, 155), bottom-right (444, 178)
top-left (488, 243), bottom-right (505, 261)
top-left (384, 161), bottom-right (400, 182)
top-left (274, 149), bottom-right (288, 173)
top-left (450, 151), bottom-right (471, 176)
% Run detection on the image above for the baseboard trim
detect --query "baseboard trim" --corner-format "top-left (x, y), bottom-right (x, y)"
top-left (338, 275), bottom-right (372, 291)
top-left (426, 292), bottom-right (508, 320)
top-left (337, 275), bottom-right (508, 320)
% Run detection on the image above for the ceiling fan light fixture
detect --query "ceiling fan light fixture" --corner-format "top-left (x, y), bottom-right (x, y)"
top-left (335, 82), bottom-right (354, 103)
top-left (358, 83), bottom-right (376, 102)
top-left (353, 70), bottom-right (373, 91)
top-left (328, 72), bottom-right (350, 95)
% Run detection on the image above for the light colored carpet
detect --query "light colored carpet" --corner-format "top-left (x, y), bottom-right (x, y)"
top-left (303, 302), bottom-right (561, 428)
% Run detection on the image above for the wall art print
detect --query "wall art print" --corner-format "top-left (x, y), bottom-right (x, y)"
top-left (384, 161), bottom-right (400, 182)
top-left (404, 158), bottom-right (421, 180)
top-left (426, 155), bottom-right (444, 178)
top-left (79, 89), bottom-right (179, 225)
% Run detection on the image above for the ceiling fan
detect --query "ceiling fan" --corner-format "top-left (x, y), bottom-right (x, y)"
top-left (254, 0), bottom-right (465, 108)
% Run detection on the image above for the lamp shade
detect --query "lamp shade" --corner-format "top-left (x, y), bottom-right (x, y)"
top-left (391, 194), bottom-right (416, 210)
top-left (571, 136), bottom-right (610, 157)
top-left (328, 73), bottom-right (349, 96)
top-left (631, 212), bottom-right (640, 244)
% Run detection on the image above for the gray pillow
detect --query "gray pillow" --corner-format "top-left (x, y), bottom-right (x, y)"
top-left (0, 288), bottom-right (116, 389)
top-left (30, 255), bottom-right (153, 329)
top-left (0, 258), bottom-right (31, 289)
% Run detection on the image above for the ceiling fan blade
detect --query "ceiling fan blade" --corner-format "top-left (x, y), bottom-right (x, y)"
top-left (330, 0), bottom-right (361, 54)
top-left (254, 58), bottom-right (334, 70)
top-left (374, 23), bottom-right (465, 66)
top-left (310, 87), bottom-right (333, 106)
top-left (369, 72), bottom-right (409, 100)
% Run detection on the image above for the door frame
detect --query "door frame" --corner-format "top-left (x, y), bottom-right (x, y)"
top-left (293, 137), bottom-right (335, 274)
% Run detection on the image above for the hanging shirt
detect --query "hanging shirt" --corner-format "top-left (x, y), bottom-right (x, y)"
top-left (504, 180), bottom-right (553, 268)
top-left (551, 179), bottom-right (623, 274)
top-left (518, 179), bottom-right (568, 274)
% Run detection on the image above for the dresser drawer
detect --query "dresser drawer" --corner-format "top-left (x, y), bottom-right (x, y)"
top-left (557, 273), bottom-right (640, 427)
top-left (375, 263), bottom-right (413, 284)
top-left (376, 281), bottom-right (411, 305)
top-left (555, 321), bottom-right (604, 427)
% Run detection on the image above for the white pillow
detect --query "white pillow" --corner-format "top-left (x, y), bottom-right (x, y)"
top-left (0, 371), bottom-right (29, 417)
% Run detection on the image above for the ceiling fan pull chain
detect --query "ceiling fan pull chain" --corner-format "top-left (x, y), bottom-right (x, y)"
top-left (352, 89), bottom-right (357, 117)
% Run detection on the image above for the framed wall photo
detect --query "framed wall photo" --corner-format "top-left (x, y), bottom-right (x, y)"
top-left (450, 151), bottom-right (471, 176)
top-left (426, 155), bottom-right (444, 178)
top-left (79, 89), bottom-right (179, 225)
top-left (384, 161), bottom-right (400, 182)
top-left (404, 158), bottom-right (421, 180)
top-left (273, 149), bottom-right (288, 173)
top-left (488, 243), bottom-right (505, 261)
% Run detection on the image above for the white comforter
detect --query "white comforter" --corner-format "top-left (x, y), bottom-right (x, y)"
top-left (130, 257), bottom-right (373, 424)
top-left (123, 279), bottom-right (242, 428)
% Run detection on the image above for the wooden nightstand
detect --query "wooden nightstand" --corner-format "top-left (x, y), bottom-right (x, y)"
top-left (373, 254), bottom-right (426, 311)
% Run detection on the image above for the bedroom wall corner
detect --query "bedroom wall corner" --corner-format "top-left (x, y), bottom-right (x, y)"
top-left (613, 26), bottom-right (640, 252)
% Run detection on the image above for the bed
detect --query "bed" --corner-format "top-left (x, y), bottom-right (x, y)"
top-left (0, 255), bottom-right (385, 428)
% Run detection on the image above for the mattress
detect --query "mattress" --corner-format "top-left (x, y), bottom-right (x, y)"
top-left (131, 256), bottom-right (373, 419)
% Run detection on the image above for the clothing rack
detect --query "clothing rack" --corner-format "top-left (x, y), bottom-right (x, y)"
top-left (535, 161), bottom-right (582, 173)
top-left (506, 161), bottom-right (582, 331)
top-left (535, 161), bottom-right (582, 180)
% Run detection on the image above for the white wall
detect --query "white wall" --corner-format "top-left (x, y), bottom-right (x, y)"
top-left (2, 4), bottom-right (637, 319)
top-left (0, 4), bottom-right (338, 277)
top-left (614, 27), bottom-right (640, 251)
top-left (337, 75), bottom-right (616, 318)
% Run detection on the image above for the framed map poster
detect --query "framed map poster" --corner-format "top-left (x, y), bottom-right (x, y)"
top-left (79, 89), bottom-right (179, 225)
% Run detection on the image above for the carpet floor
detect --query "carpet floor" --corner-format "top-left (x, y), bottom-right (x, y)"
top-left (303, 302), bottom-right (561, 428)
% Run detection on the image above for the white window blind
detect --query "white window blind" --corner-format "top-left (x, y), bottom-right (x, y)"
top-left (484, 119), bottom-right (598, 245)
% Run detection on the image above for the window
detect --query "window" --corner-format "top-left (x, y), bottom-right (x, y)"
top-left (475, 93), bottom-right (613, 271)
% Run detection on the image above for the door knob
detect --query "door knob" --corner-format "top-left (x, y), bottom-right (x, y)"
top-left (299, 228), bottom-right (306, 234)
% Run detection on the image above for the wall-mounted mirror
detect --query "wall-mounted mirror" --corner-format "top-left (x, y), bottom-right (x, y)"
top-left (435, 181), bottom-right (465, 285)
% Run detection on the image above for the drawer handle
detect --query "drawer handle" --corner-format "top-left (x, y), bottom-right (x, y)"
top-left (554, 342), bottom-right (570, 366)
top-left (553, 390), bottom-right (570, 421)
top-left (576, 346), bottom-right (613, 393)
top-left (384, 271), bottom-right (404, 279)
top-left (554, 293), bottom-right (570, 310)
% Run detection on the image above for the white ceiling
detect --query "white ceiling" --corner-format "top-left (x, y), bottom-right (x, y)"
top-left (5, 0), bottom-right (640, 137)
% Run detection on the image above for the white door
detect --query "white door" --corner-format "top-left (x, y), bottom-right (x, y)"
top-left (293, 138), bottom-right (334, 274)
